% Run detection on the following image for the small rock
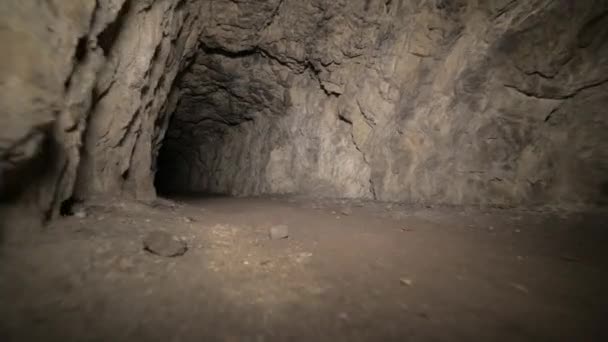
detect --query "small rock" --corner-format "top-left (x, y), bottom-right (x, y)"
top-left (269, 225), bottom-right (289, 240)
top-left (341, 207), bottom-right (352, 216)
top-left (143, 230), bottom-right (188, 257)
top-left (338, 312), bottom-right (349, 320)
top-left (74, 210), bottom-right (87, 219)
top-left (400, 278), bottom-right (413, 287)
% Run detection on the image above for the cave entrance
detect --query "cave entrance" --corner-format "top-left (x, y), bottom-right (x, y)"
top-left (153, 47), bottom-right (286, 197)
top-left (153, 86), bottom-right (249, 197)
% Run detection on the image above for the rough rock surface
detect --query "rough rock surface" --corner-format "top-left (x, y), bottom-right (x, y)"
top-left (1, 0), bottom-right (608, 231)
top-left (1, 0), bottom-right (203, 230)
top-left (157, 0), bottom-right (608, 207)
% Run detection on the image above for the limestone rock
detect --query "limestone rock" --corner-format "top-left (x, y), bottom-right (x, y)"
top-left (0, 0), bottom-right (204, 230)
top-left (341, 207), bottom-right (352, 216)
top-left (155, 0), bottom-right (608, 208)
top-left (143, 230), bottom-right (188, 257)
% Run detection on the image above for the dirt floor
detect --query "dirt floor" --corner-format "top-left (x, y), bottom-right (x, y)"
top-left (1, 196), bottom-right (607, 342)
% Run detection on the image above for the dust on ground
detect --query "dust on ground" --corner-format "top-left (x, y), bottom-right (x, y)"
top-left (1, 195), bottom-right (607, 341)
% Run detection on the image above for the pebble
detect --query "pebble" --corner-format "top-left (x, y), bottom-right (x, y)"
top-left (74, 210), bottom-right (87, 219)
top-left (269, 225), bottom-right (289, 240)
top-left (400, 278), bottom-right (413, 287)
top-left (341, 207), bottom-right (352, 216)
top-left (143, 230), bottom-right (188, 257)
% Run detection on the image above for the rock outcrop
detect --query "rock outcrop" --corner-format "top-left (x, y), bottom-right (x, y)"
top-left (158, 0), bottom-right (608, 207)
top-left (2, 0), bottom-right (607, 231)
top-left (1, 0), bottom-right (202, 229)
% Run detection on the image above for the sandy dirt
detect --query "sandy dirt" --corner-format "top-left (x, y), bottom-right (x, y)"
top-left (1, 196), bottom-right (607, 342)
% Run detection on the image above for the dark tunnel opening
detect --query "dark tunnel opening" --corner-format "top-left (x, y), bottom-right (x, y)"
top-left (153, 46), bottom-right (290, 197)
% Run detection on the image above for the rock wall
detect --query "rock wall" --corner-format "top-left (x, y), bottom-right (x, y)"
top-left (159, 0), bottom-right (608, 207)
top-left (1, 0), bottom-right (203, 228)
top-left (1, 0), bottom-right (607, 230)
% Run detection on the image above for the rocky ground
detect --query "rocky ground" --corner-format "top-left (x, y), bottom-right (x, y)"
top-left (1, 196), bottom-right (606, 342)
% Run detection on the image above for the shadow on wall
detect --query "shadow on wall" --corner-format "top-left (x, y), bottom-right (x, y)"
top-left (600, 182), bottom-right (608, 206)
top-left (154, 139), bottom-right (193, 196)
top-left (0, 126), bottom-right (60, 240)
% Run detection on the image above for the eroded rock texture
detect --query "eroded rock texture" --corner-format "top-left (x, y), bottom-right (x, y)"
top-left (1, 0), bottom-right (608, 229)
top-left (1, 0), bottom-right (202, 227)
top-left (158, 0), bottom-right (608, 207)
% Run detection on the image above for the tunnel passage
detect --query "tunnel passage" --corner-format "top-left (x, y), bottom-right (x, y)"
top-left (154, 46), bottom-right (292, 196)
top-left (3, 1), bottom-right (608, 339)
top-left (151, 0), bottom-right (608, 206)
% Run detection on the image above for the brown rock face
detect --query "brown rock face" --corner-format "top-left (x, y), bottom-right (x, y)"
top-left (1, 0), bottom-right (203, 229)
top-left (157, 0), bottom-right (608, 207)
top-left (1, 0), bottom-right (608, 228)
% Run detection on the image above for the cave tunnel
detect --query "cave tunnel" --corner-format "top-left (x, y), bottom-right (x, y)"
top-left (153, 46), bottom-right (287, 197)
top-left (1, 0), bottom-right (608, 341)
